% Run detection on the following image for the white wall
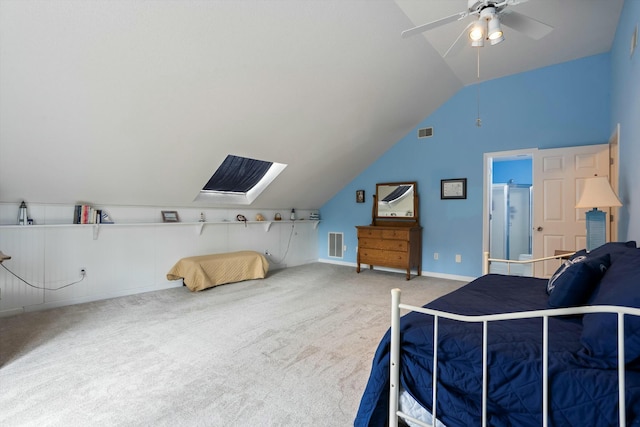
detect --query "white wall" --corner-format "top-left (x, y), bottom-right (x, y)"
top-left (0, 203), bottom-right (319, 316)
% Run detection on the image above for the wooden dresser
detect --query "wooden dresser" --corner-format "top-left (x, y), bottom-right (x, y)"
top-left (356, 181), bottom-right (422, 280)
top-left (356, 225), bottom-right (422, 280)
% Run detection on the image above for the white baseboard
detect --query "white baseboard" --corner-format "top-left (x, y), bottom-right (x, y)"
top-left (317, 258), bottom-right (476, 283)
top-left (317, 258), bottom-right (355, 267)
top-left (17, 281), bottom-right (184, 314)
top-left (0, 307), bottom-right (25, 318)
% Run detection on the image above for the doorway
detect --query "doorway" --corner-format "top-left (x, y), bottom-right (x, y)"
top-left (484, 150), bottom-right (534, 275)
top-left (484, 144), bottom-right (612, 278)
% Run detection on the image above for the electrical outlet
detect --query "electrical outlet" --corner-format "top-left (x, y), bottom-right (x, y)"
top-left (343, 245), bottom-right (347, 252)
top-left (434, 252), bottom-right (439, 260)
top-left (455, 254), bottom-right (462, 263)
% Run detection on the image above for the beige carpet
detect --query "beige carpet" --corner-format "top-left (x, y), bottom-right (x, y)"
top-left (0, 263), bottom-right (467, 426)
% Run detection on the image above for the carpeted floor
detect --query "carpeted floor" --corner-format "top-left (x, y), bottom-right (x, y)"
top-left (0, 263), bottom-right (467, 426)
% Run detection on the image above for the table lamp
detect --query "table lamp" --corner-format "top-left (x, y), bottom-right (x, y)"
top-left (575, 176), bottom-right (622, 251)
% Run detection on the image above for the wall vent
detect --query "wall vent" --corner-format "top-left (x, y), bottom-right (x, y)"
top-left (418, 127), bottom-right (433, 139)
top-left (328, 232), bottom-right (344, 258)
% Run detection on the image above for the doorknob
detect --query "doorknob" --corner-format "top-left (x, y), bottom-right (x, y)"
top-left (536, 226), bottom-right (543, 232)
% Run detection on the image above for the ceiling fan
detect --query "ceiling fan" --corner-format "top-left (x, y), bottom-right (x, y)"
top-left (401, 0), bottom-right (553, 57)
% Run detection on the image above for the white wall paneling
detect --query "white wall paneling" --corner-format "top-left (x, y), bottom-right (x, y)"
top-left (0, 203), bottom-right (319, 315)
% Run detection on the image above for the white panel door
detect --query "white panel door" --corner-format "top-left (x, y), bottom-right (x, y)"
top-left (532, 144), bottom-right (609, 277)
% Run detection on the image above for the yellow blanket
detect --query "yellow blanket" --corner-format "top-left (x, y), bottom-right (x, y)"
top-left (166, 251), bottom-right (269, 292)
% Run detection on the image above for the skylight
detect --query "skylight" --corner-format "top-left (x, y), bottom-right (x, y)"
top-left (195, 155), bottom-right (286, 205)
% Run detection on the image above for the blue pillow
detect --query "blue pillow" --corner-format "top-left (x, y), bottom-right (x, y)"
top-left (546, 241), bottom-right (636, 296)
top-left (585, 241), bottom-right (637, 263)
top-left (579, 248), bottom-right (640, 367)
top-left (547, 254), bottom-right (610, 308)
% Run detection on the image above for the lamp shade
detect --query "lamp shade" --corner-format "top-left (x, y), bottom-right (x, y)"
top-left (575, 176), bottom-right (622, 208)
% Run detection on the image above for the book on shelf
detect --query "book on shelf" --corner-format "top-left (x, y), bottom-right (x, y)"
top-left (73, 205), bottom-right (113, 224)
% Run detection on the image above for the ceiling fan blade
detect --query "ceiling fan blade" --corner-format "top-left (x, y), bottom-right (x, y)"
top-left (499, 10), bottom-right (553, 40)
top-left (444, 22), bottom-right (474, 58)
top-left (401, 11), bottom-right (469, 39)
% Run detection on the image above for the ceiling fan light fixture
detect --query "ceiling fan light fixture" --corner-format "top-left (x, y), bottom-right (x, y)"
top-left (471, 37), bottom-right (485, 48)
top-left (488, 16), bottom-right (504, 45)
top-left (469, 19), bottom-right (485, 41)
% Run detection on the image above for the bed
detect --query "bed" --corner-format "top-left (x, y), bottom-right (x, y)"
top-left (354, 242), bottom-right (640, 427)
top-left (166, 250), bottom-right (269, 291)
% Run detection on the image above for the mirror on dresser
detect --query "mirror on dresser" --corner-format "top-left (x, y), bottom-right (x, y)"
top-left (357, 181), bottom-right (421, 280)
top-left (373, 182), bottom-right (419, 225)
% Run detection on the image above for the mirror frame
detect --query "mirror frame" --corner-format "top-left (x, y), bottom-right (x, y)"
top-left (373, 181), bottom-right (419, 225)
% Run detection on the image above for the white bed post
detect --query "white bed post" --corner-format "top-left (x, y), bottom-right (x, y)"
top-left (482, 251), bottom-right (489, 275)
top-left (390, 288), bottom-right (401, 427)
top-left (618, 313), bottom-right (626, 426)
top-left (482, 321), bottom-right (488, 427)
top-left (543, 316), bottom-right (549, 427)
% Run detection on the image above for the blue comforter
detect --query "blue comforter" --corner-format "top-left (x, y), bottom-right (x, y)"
top-left (354, 274), bottom-right (640, 426)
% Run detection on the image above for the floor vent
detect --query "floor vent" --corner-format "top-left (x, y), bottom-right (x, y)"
top-left (418, 127), bottom-right (433, 139)
top-left (328, 232), bottom-right (344, 258)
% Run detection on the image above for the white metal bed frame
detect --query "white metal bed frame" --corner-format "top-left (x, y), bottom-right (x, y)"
top-left (389, 253), bottom-right (640, 427)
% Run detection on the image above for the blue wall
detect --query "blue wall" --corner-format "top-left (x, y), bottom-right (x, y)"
top-left (318, 53), bottom-right (612, 278)
top-left (493, 159), bottom-right (532, 185)
top-left (611, 0), bottom-right (640, 242)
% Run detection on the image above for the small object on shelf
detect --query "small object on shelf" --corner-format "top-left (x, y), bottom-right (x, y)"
top-left (290, 209), bottom-right (296, 220)
top-left (199, 212), bottom-right (206, 222)
top-left (161, 210), bottom-right (180, 223)
top-left (100, 210), bottom-right (114, 224)
top-left (309, 211), bottom-right (320, 220)
top-left (256, 213), bottom-right (265, 221)
top-left (73, 204), bottom-right (105, 224)
top-left (274, 213), bottom-right (282, 221)
top-left (0, 250), bottom-right (11, 263)
top-left (18, 201), bottom-right (28, 225)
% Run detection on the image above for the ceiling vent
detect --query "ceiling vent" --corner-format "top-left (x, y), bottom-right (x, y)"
top-left (418, 127), bottom-right (433, 139)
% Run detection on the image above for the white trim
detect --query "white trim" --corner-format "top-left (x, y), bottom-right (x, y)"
top-left (194, 162), bottom-right (287, 205)
top-left (0, 307), bottom-right (25, 318)
top-left (609, 123), bottom-right (621, 242)
top-left (17, 282), bottom-right (183, 315)
top-left (482, 148), bottom-right (537, 258)
top-left (317, 258), bottom-right (475, 282)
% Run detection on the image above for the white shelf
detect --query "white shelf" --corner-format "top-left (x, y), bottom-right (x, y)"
top-left (0, 220), bottom-right (320, 239)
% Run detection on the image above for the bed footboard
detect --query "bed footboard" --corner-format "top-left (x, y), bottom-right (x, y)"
top-left (388, 288), bottom-right (640, 427)
top-left (482, 251), bottom-right (574, 276)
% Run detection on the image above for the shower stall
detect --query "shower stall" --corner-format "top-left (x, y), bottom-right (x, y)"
top-left (490, 183), bottom-right (532, 275)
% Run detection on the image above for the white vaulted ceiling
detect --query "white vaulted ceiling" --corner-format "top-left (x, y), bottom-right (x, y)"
top-left (0, 0), bottom-right (623, 209)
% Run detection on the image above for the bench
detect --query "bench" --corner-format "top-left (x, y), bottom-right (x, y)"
top-left (166, 250), bottom-right (269, 291)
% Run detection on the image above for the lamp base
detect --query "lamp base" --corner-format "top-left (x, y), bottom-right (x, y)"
top-left (585, 208), bottom-right (606, 251)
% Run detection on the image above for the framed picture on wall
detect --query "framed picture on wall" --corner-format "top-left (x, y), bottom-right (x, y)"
top-left (356, 189), bottom-right (365, 203)
top-left (161, 210), bottom-right (180, 222)
top-left (441, 178), bottom-right (467, 200)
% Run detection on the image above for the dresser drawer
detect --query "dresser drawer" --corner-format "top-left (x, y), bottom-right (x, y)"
top-left (358, 228), bottom-right (410, 240)
top-left (358, 228), bottom-right (384, 239)
top-left (358, 238), bottom-right (408, 252)
top-left (359, 248), bottom-right (408, 267)
top-left (381, 229), bottom-right (409, 240)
